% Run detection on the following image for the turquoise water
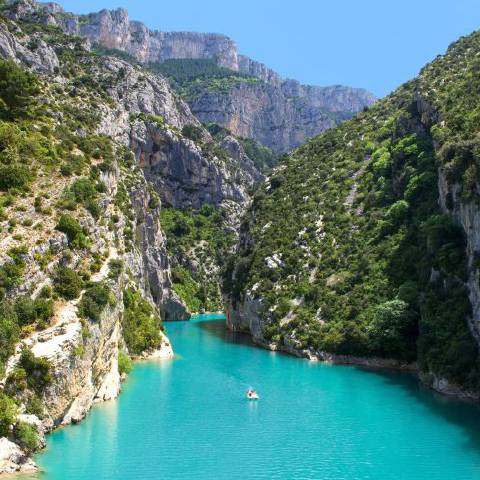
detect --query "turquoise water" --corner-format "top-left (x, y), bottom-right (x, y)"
top-left (22, 314), bottom-right (480, 480)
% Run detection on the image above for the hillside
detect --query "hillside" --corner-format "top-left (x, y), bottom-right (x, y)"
top-left (226, 30), bottom-right (480, 399)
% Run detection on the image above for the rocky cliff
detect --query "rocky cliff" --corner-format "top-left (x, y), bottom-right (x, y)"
top-left (226, 30), bottom-right (480, 401)
top-left (12, 0), bottom-right (375, 153)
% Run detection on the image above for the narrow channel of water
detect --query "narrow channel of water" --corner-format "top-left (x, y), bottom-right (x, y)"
top-left (22, 314), bottom-right (480, 479)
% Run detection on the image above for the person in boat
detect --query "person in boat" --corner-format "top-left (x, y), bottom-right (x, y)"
top-left (247, 389), bottom-right (257, 398)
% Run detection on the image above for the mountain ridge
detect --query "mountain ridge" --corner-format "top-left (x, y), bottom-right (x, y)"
top-left (12, 0), bottom-right (375, 152)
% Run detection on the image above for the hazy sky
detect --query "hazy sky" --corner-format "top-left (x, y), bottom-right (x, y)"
top-left (55, 0), bottom-right (480, 97)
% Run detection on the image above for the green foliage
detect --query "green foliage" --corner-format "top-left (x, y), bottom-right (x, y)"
top-left (19, 348), bottom-right (52, 393)
top-left (78, 282), bottom-right (115, 322)
top-left (238, 137), bottom-right (278, 172)
top-left (367, 300), bottom-right (417, 360)
top-left (53, 265), bottom-right (84, 300)
top-left (0, 246), bottom-right (27, 294)
top-left (181, 123), bottom-right (203, 142)
top-left (108, 259), bottom-right (124, 280)
top-left (149, 58), bottom-right (260, 100)
top-left (60, 177), bottom-right (101, 219)
top-left (56, 214), bottom-right (88, 248)
top-left (0, 164), bottom-right (33, 191)
top-left (0, 59), bottom-right (40, 120)
top-left (0, 392), bottom-right (17, 437)
top-left (228, 49), bottom-right (479, 388)
top-left (161, 205), bottom-right (234, 312)
top-left (14, 421), bottom-right (40, 453)
top-left (0, 301), bottom-right (19, 369)
top-left (122, 287), bottom-right (162, 355)
top-left (151, 58), bottom-right (241, 84)
top-left (118, 351), bottom-right (133, 375)
top-left (13, 295), bottom-right (53, 327)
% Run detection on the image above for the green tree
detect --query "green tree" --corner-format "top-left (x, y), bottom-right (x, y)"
top-left (0, 301), bottom-right (19, 366)
top-left (0, 392), bottom-right (17, 436)
top-left (368, 300), bottom-right (416, 360)
top-left (53, 266), bottom-right (83, 300)
top-left (0, 59), bottom-right (40, 120)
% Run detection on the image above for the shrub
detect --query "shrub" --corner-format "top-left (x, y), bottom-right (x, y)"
top-left (19, 348), bottom-right (52, 393)
top-left (118, 351), bottom-right (133, 375)
top-left (5, 366), bottom-right (28, 394)
top-left (0, 59), bottom-right (40, 120)
top-left (0, 301), bottom-right (19, 366)
top-left (367, 300), bottom-right (417, 360)
top-left (0, 164), bottom-right (33, 191)
top-left (122, 288), bottom-right (162, 354)
top-left (71, 178), bottom-right (97, 203)
top-left (78, 282), bottom-right (115, 321)
top-left (13, 295), bottom-right (36, 326)
top-left (25, 395), bottom-right (44, 418)
top-left (53, 266), bottom-right (83, 300)
top-left (108, 259), bottom-right (123, 280)
top-left (0, 392), bottom-right (17, 437)
top-left (181, 123), bottom-right (203, 142)
top-left (0, 258), bottom-right (25, 293)
top-left (14, 422), bottom-right (40, 453)
top-left (56, 214), bottom-right (88, 248)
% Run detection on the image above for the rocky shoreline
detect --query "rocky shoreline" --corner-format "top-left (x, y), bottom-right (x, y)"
top-left (225, 316), bottom-right (480, 403)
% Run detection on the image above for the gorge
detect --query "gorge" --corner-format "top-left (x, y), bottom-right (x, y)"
top-left (0, 0), bottom-right (480, 477)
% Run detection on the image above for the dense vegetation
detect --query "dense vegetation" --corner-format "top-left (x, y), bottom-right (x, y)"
top-left (149, 58), bottom-right (260, 101)
top-left (161, 205), bottom-right (235, 312)
top-left (122, 287), bottom-right (163, 355)
top-left (227, 30), bottom-right (480, 390)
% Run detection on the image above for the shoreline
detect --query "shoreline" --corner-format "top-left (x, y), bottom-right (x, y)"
top-left (228, 324), bottom-right (480, 403)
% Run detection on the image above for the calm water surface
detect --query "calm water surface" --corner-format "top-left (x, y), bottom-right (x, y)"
top-left (21, 314), bottom-right (480, 479)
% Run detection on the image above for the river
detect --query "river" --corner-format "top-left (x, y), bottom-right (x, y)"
top-left (21, 314), bottom-right (480, 479)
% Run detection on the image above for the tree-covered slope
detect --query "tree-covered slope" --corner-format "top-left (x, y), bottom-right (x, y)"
top-left (226, 30), bottom-right (480, 396)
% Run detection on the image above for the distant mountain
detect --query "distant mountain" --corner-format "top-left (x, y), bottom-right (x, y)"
top-left (22, 2), bottom-right (376, 152)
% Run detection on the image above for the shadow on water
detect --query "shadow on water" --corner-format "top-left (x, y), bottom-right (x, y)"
top-left (196, 319), bottom-right (256, 348)
top-left (196, 319), bottom-right (480, 455)
top-left (353, 365), bottom-right (480, 454)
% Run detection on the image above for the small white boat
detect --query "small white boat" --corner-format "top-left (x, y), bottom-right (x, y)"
top-left (246, 389), bottom-right (259, 400)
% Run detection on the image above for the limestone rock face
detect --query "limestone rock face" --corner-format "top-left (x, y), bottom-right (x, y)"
top-left (130, 121), bottom-right (260, 209)
top-left (187, 81), bottom-right (348, 153)
top-left (40, 5), bottom-right (239, 69)
top-left (0, 15), bottom-right (59, 74)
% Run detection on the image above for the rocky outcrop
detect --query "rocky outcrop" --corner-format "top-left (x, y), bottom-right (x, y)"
top-left (0, 438), bottom-right (37, 475)
top-left (22, 3), bottom-right (239, 69)
top-left (0, 10), bottom-right (59, 74)
top-left (187, 81), bottom-right (373, 152)
top-left (126, 173), bottom-right (189, 320)
top-left (130, 121), bottom-right (260, 209)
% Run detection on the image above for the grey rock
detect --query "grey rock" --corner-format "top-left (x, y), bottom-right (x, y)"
top-left (18, 0), bottom-right (375, 152)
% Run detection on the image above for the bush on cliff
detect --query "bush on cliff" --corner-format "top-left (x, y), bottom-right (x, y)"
top-left (122, 287), bottom-right (162, 355)
top-left (78, 282), bottom-right (115, 322)
top-left (14, 421), bottom-right (40, 453)
top-left (0, 392), bottom-right (17, 437)
top-left (0, 59), bottom-right (40, 120)
top-left (53, 266), bottom-right (84, 300)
